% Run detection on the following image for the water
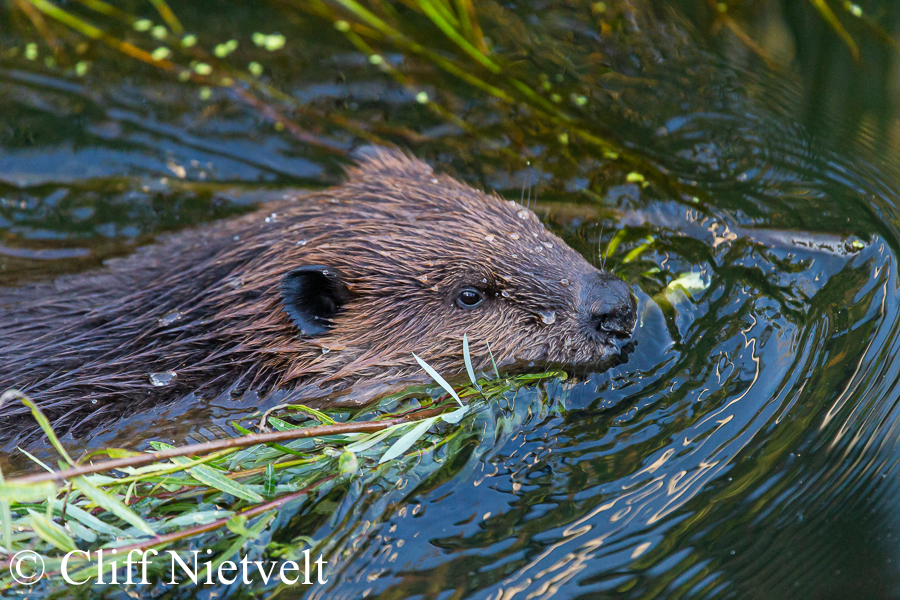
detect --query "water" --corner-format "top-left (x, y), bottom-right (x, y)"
top-left (3, 0), bottom-right (900, 598)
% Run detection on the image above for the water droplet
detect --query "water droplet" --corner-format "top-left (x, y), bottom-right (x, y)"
top-left (538, 310), bottom-right (557, 325)
top-left (560, 278), bottom-right (570, 286)
top-left (501, 290), bottom-right (510, 298)
top-left (542, 241), bottom-right (553, 249)
top-left (149, 371), bottom-right (177, 387)
top-left (517, 210), bottom-right (529, 219)
top-left (158, 311), bottom-right (182, 326)
top-left (233, 235), bottom-right (240, 241)
top-left (484, 234), bottom-right (495, 242)
top-left (509, 233), bottom-right (520, 240)
top-left (296, 239), bottom-right (308, 246)
top-left (482, 278), bottom-right (488, 284)
top-left (535, 246), bottom-right (543, 253)
top-left (321, 347), bottom-right (330, 354)
top-left (416, 274), bottom-right (428, 283)
top-left (91, 399), bottom-right (98, 404)
top-left (511, 253), bottom-right (518, 259)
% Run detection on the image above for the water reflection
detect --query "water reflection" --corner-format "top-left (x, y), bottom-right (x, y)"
top-left (2, 0), bottom-right (900, 598)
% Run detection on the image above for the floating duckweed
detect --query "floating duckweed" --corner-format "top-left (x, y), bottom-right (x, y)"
top-left (274, 122), bottom-right (285, 131)
top-left (44, 56), bottom-right (56, 68)
top-left (214, 39), bottom-right (238, 57)
top-left (846, 2), bottom-right (863, 17)
top-left (415, 91), bottom-right (429, 104)
top-left (572, 94), bottom-right (588, 106)
top-left (334, 20), bottom-right (351, 32)
top-left (220, 77), bottom-right (234, 86)
top-left (253, 32), bottom-right (286, 51)
top-left (604, 150), bottom-right (619, 159)
top-left (25, 43), bottom-right (37, 61)
top-left (181, 34), bottom-right (197, 47)
top-left (550, 93), bottom-right (562, 103)
top-left (558, 132), bottom-right (569, 145)
top-left (592, 2), bottom-right (607, 12)
top-left (199, 86), bottom-right (212, 100)
top-left (151, 25), bottom-right (168, 40)
top-left (368, 54), bottom-right (383, 65)
top-left (248, 61), bottom-right (263, 76)
top-left (626, 172), bottom-right (645, 183)
top-left (151, 47), bottom-right (170, 61)
top-left (541, 80), bottom-right (552, 90)
top-left (716, 2), bottom-right (728, 12)
top-left (133, 19), bottom-right (152, 32)
top-left (75, 61), bottom-right (89, 76)
top-left (177, 70), bottom-right (191, 81)
top-left (193, 62), bottom-right (213, 76)
top-left (851, 239), bottom-right (865, 249)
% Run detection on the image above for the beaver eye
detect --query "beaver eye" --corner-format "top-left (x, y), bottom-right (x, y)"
top-left (456, 287), bottom-right (485, 309)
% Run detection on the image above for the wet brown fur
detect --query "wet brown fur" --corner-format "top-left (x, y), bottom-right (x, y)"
top-left (0, 149), bottom-right (629, 445)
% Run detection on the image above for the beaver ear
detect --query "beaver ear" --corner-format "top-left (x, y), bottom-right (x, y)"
top-left (346, 145), bottom-right (433, 179)
top-left (280, 266), bottom-right (351, 336)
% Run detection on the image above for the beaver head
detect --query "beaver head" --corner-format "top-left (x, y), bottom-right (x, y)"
top-left (222, 148), bottom-right (637, 395)
top-left (0, 148), bottom-right (636, 439)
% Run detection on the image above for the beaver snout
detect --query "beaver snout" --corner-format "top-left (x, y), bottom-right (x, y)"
top-left (581, 273), bottom-right (637, 340)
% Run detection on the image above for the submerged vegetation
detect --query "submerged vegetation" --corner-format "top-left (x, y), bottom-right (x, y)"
top-left (2, 0), bottom-right (900, 597)
top-left (0, 335), bottom-right (566, 592)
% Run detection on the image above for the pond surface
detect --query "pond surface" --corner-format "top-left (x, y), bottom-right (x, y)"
top-left (3, 0), bottom-right (900, 598)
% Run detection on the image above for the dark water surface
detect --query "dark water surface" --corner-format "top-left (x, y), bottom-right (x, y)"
top-left (3, 1), bottom-right (900, 598)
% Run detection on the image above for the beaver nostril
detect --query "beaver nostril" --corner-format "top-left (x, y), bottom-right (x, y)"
top-left (582, 273), bottom-right (637, 340)
top-left (592, 307), bottom-right (635, 338)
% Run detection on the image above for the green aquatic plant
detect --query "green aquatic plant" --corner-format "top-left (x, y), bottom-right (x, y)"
top-left (0, 340), bottom-right (565, 592)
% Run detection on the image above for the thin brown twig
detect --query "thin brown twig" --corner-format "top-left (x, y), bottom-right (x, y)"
top-left (5, 406), bottom-right (448, 486)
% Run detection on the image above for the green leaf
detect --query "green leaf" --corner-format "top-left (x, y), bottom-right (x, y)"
top-left (345, 426), bottom-right (398, 453)
top-left (282, 405), bottom-right (337, 426)
top-left (50, 500), bottom-right (127, 538)
top-left (11, 392), bottom-right (75, 466)
top-left (379, 417), bottom-right (437, 464)
top-left (441, 406), bottom-right (469, 424)
top-left (462, 334), bottom-right (481, 390)
top-left (267, 417), bottom-right (302, 431)
top-left (159, 510), bottom-right (233, 531)
top-left (27, 509), bottom-right (77, 553)
top-left (0, 468), bottom-right (13, 554)
top-left (412, 353), bottom-right (463, 406)
top-left (486, 341), bottom-right (501, 379)
top-left (170, 458), bottom-right (263, 503)
top-left (73, 477), bottom-right (155, 536)
top-left (264, 464), bottom-right (276, 500)
top-left (0, 480), bottom-right (59, 502)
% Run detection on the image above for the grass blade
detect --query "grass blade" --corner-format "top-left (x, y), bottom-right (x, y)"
top-left (73, 477), bottom-right (155, 536)
top-left (27, 509), bottom-right (78, 553)
top-left (412, 353), bottom-right (464, 406)
top-left (379, 417), bottom-right (437, 463)
top-left (462, 333), bottom-right (480, 389)
top-left (3, 390), bottom-right (74, 466)
top-left (171, 459), bottom-right (264, 503)
top-left (50, 499), bottom-right (127, 538)
top-left (0, 468), bottom-right (12, 554)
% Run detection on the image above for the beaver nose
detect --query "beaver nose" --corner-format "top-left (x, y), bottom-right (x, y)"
top-left (581, 273), bottom-right (636, 339)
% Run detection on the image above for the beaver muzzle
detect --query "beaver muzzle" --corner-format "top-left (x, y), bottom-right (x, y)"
top-left (581, 273), bottom-right (637, 340)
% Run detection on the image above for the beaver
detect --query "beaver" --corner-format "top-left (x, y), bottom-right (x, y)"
top-left (0, 148), bottom-right (636, 448)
